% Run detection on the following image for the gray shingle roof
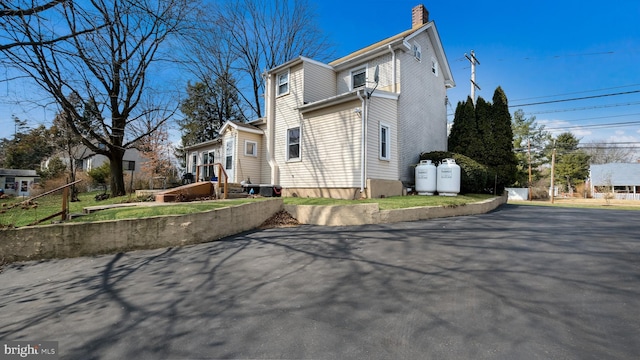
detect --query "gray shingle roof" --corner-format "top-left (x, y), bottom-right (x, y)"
top-left (590, 163), bottom-right (640, 186)
top-left (0, 168), bottom-right (38, 177)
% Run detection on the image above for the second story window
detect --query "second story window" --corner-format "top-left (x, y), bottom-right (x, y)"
top-left (351, 67), bottom-right (366, 89)
top-left (277, 70), bottom-right (289, 96)
top-left (413, 43), bottom-right (422, 61)
top-left (431, 58), bottom-right (439, 76)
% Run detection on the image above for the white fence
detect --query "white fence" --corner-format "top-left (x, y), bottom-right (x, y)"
top-left (592, 193), bottom-right (640, 201)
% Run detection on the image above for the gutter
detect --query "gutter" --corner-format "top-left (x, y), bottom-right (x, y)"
top-left (388, 45), bottom-right (397, 93)
top-left (265, 72), bottom-right (279, 185)
top-left (357, 89), bottom-right (366, 194)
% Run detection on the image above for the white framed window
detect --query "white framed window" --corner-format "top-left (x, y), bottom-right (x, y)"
top-left (277, 70), bottom-right (289, 96)
top-left (287, 127), bottom-right (300, 161)
top-left (413, 42), bottom-right (422, 61)
top-left (204, 151), bottom-right (215, 179)
top-left (4, 177), bottom-right (15, 190)
top-left (225, 139), bottom-right (234, 170)
top-left (245, 140), bottom-right (257, 157)
top-left (431, 57), bottom-right (439, 76)
top-left (191, 153), bottom-right (197, 174)
top-left (351, 67), bottom-right (366, 89)
top-left (379, 123), bottom-right (390, 160)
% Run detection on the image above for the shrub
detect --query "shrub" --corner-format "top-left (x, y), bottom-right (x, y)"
top-left (419, 151), bottom-right (493, 194)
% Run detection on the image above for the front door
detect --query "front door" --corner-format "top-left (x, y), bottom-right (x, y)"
top-left (225, 139), bottom-right (234, 183)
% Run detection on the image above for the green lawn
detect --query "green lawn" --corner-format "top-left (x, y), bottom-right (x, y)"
top-left (283, 193), bottom-right (494, 210)
top-left (1, 191), bottom-right (496, 228)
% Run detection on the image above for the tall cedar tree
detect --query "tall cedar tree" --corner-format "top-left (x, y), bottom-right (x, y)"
top-left (474, 97), bottom-right (492, 163)
top-left (448, 97), bottom-right (482, 157)
top-left (490, 87), bottom-right (518, 191)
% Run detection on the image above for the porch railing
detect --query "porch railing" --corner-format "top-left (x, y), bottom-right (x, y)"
top-left (195, 163), bottom-right (229, 199)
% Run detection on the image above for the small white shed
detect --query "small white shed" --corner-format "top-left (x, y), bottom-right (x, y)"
top-left (0, 169), bottom-right (40, 197)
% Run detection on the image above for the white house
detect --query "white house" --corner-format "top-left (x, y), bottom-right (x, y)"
top-left (185, 4), bottom-right (454, 199)
top-left (43, 144), bottom-right (145, 174)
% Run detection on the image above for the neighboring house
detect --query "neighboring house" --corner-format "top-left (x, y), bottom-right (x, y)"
top-left (43, 144), bottom-right (145, 174)
top-left (589, 163), bottom-right (640, 200)
top-left (0, 169), bottom-right (40, 197)
top-left (186, 5), bottom-right (454, 199)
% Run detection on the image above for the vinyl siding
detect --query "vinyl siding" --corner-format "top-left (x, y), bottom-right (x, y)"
top-left (335, 53), bottom-right (396, 94)
top-left (397, 31), bottom-right (448, 184)
top-left (283, 100), bottom-right (362, 188)
top-left (274, 63), bottom-right (305, 185)
top-left (366, 97), bottom-right (399, 181)
top-left (236, 131), bottom-right (263, 184)
top-left (303, 62), bottom-right (336, 103)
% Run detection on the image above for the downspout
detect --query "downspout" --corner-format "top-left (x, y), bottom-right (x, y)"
top-left (388, 44), bottom-right (397, 93)
top-left (357, 89), bottom-right (366, 195)
top-left (266, 72), bottom-right (279, 185)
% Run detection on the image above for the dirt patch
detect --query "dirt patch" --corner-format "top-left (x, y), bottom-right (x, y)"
top-left (259, 210), bottom-right (300, 229)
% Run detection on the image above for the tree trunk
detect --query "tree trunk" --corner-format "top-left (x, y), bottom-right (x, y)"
top-left (109, 149), bottom-right (126, 197)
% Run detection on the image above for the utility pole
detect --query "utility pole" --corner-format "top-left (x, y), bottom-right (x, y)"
top-left (550, 141), bottom-right (556, 204)
top-left (528, 138), bottom-right (532, 201)
top-left (465, 50), bottom-right (481, 105)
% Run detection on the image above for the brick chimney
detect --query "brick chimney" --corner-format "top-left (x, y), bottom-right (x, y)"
top-left (412, 4), bottom-right (429, 29)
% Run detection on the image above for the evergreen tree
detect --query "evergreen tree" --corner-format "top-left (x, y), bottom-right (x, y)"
top-left (490, 87), bottom-right (518, 191)
top-left (448, 97), bottom-right (482, 157)
top-left (511, 109), bottom-right (552, 187)
top-left (550, 132), bottom-right (590, 193)
top-left (3, 119), bottom-right (54, 170)
top-left (474, 97), bottom-right (492, 164)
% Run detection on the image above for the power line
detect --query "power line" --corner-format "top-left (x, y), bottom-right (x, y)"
top-left (527, 101), bottom-right (640, 115)
top-left (511, 84), bottom-right (640, 102)
top-left (545, 120), bottom-right (640, 131)
top-left (510, 90), bottom-right (640, 108)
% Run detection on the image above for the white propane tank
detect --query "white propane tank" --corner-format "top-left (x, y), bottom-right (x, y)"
top-left (437, 158), bottom-right (461, 196)
top-left (415, 160), bottom-right (437, 195)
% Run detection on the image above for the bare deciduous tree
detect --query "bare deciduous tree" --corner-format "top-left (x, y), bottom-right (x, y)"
top-left (582, 140), bottom-right (637, 164)
top-left (1, 0), bottom-right (196, 196)
top-left (182, 0), bottom-right (333, 119)
top-left (0, 1), bottom-right (107, 51)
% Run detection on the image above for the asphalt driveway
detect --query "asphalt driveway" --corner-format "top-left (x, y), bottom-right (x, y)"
top-left (1, 204), bottom-right (639, 359)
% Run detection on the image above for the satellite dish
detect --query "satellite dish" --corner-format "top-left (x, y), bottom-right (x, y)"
top-left (374, 65), bottom-right (380, 84)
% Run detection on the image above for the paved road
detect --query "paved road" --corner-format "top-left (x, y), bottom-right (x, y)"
top-left (1, 205), bottom-right (639, 359)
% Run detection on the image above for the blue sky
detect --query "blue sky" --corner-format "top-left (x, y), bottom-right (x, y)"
top-left (316, 0), bottom-right (640, 150)
top-left (1, 0), bottom-right (639, 154)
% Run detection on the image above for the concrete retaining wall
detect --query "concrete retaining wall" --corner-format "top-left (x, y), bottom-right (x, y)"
top-left (1, 196), bottom-right (507, 264)
top-left (285, 195), bottom-right (507, 226)
top-left (1, 199), bottom-right (283, 263)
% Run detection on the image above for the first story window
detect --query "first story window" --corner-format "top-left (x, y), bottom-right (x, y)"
top-left (123, 160), bottom-right (136, 171)
top-left (191, 154), bottom-right (197, 174)
top-left (379, 123), bottom-right (390, 160)
top-left (245, 141), bottom-right (257, 157)
top-left (287, 127), bottom-right (300, 160)
top-left (351, 67), bottom-right (366, 89)
top-left (225, 140), bottom-right (234, 170)
top-left (4, 177), bottom-right (15, 189)
top-left (204, 152), bottom-right (215, 179)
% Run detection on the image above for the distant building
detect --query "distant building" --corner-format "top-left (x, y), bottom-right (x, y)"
top-left (589, 163), bottom-right (640, 200)
top-left (0, 169), bottom-right (40, 197)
